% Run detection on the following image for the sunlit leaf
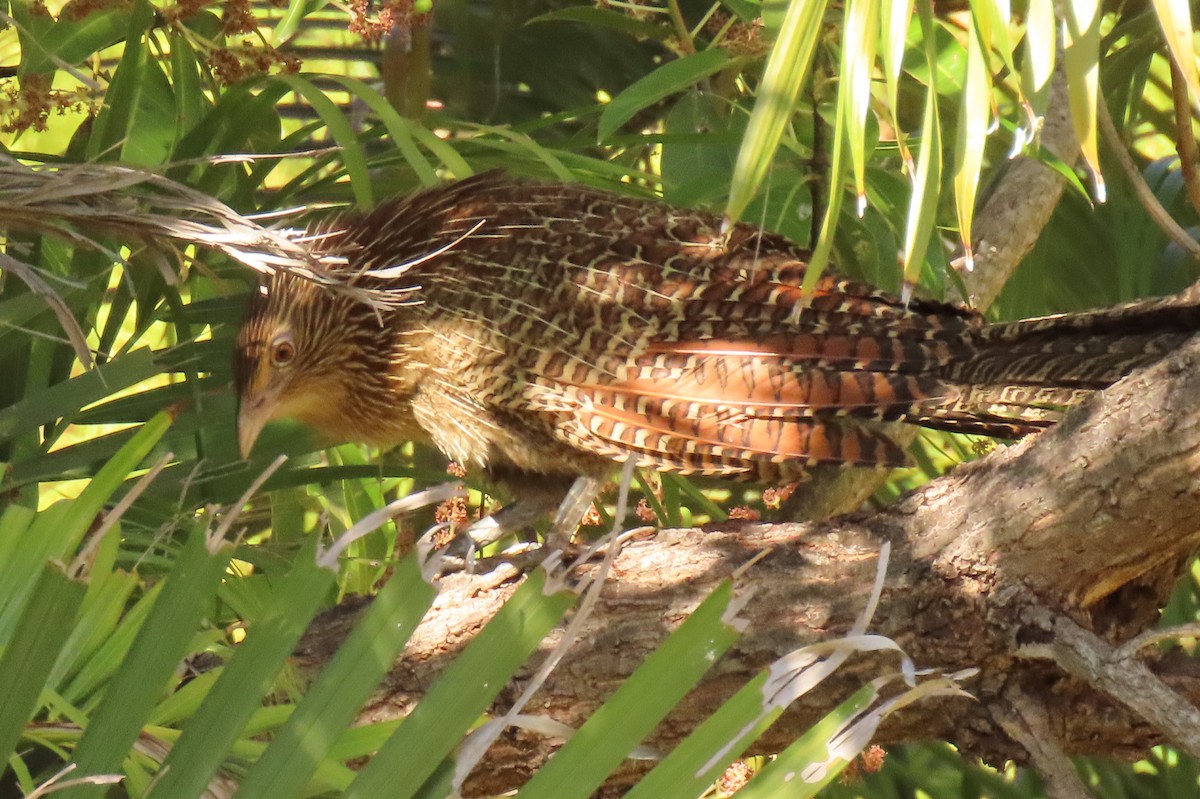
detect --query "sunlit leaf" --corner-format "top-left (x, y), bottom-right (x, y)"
top-left (1020, 0), bottom-right (1056, 117)
top-left (16, 10), bottom-right (127, 76)
top-left (725, 0), bottom-right (829, 226)
top-left (967, 0), bottom-right (1017, 88)
top-left (844, 0), bottom-right (880, 215)
top-left (236, 554), bottom-right (437, 799)
top-left (273, 0), bottom-right (331, 44)
top-left (803, 31), bottom-right (852, 292)
top-left (735, 685), bottom-right (876, 797)
top-left (149, 537), bottom-right (336, 798)
top-left (1150, 0), bottom-right (1200, 117)
top-left (901, 0), bottom-right (943, 297)
top-left (1062, 0), bottom-right (1105, 201)
top-left (954, 16), bottom-right (991, 269)
top-left (343, 568), bottom-right (575, 799)
top-left (879, 0), bottom-right (915, 168)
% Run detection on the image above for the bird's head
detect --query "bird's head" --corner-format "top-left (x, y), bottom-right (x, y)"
top-left (233, 273), bottom-right (390, 458)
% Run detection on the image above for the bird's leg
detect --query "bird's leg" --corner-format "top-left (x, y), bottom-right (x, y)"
top-left (465, 470), bottom-right (599, 551)
top-left (548, 476), bottom-right (605, 536)
top-left (450, 475), bottom-right (600, 577)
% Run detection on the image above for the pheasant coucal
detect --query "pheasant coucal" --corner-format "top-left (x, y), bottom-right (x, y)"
top-left (234, 172), bottom-right (1200, 528)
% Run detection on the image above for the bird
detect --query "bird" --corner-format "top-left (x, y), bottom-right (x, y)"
top-left (233, 172), bottom-right (1200, 532)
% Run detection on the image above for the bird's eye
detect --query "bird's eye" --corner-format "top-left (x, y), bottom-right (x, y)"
top-left (270, 336), bottom-right (296, 367)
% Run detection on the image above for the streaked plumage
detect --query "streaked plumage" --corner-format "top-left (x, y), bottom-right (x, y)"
top-left (233, 172), bottom-right (1200, 495)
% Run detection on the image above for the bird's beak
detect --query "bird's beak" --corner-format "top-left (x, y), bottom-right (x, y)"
top-left (237, 394), bottom-right (275, 459)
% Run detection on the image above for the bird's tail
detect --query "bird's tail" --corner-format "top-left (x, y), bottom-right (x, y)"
top-left (915, 294), bottom-right (1200, 438)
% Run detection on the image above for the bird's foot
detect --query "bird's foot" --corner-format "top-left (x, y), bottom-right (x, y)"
top-left (432, 476), bottom-right (602, 575)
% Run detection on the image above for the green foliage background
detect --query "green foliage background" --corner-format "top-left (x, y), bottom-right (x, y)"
top-left (1, 0), bottom-right (1199, 796)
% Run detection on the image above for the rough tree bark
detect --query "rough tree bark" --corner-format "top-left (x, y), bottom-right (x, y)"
top-left (293, 330), bottom-right (1200, 797)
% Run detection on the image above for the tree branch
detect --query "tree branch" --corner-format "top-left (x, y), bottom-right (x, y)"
top-left (1039, 614), bottom-right (1200, 758)
top-left (992, 687), bottom-right (1091, 799)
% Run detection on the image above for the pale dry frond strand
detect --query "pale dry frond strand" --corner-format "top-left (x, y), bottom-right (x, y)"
top-left (0, 160), bottom-right (369, 298)
top-left (0, 252), bottom-right (94, 368)
top-left (0, 161), bottom-right (429, 369)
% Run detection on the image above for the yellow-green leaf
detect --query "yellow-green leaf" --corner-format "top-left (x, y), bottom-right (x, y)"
top-left (845, 0), bottom-right (881, 214)
top-left (1020, 0), bottom-right (1056, 118)
top-left (968, 0), bottom-right (1017, 85)
top-left (725, 0), bottom-right (830, 227)
top-left (879, 0), bottom-right (915, 170)
top-left (954, 17), bottom-right (991, 270)
top-left (803, 62), bottom-right (851, 294)
top-left (902, 0), bottom-right (943, 297)
top-left (1150, 0), bottom-right (1200, 115)
top-left (1062, 0), bottom-right (1105, 201)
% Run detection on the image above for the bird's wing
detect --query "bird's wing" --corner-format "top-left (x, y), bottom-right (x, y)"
top-left (530, 333), bottom-right (946, 476)
top-left (551, 386), bottom-right (907, 477)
